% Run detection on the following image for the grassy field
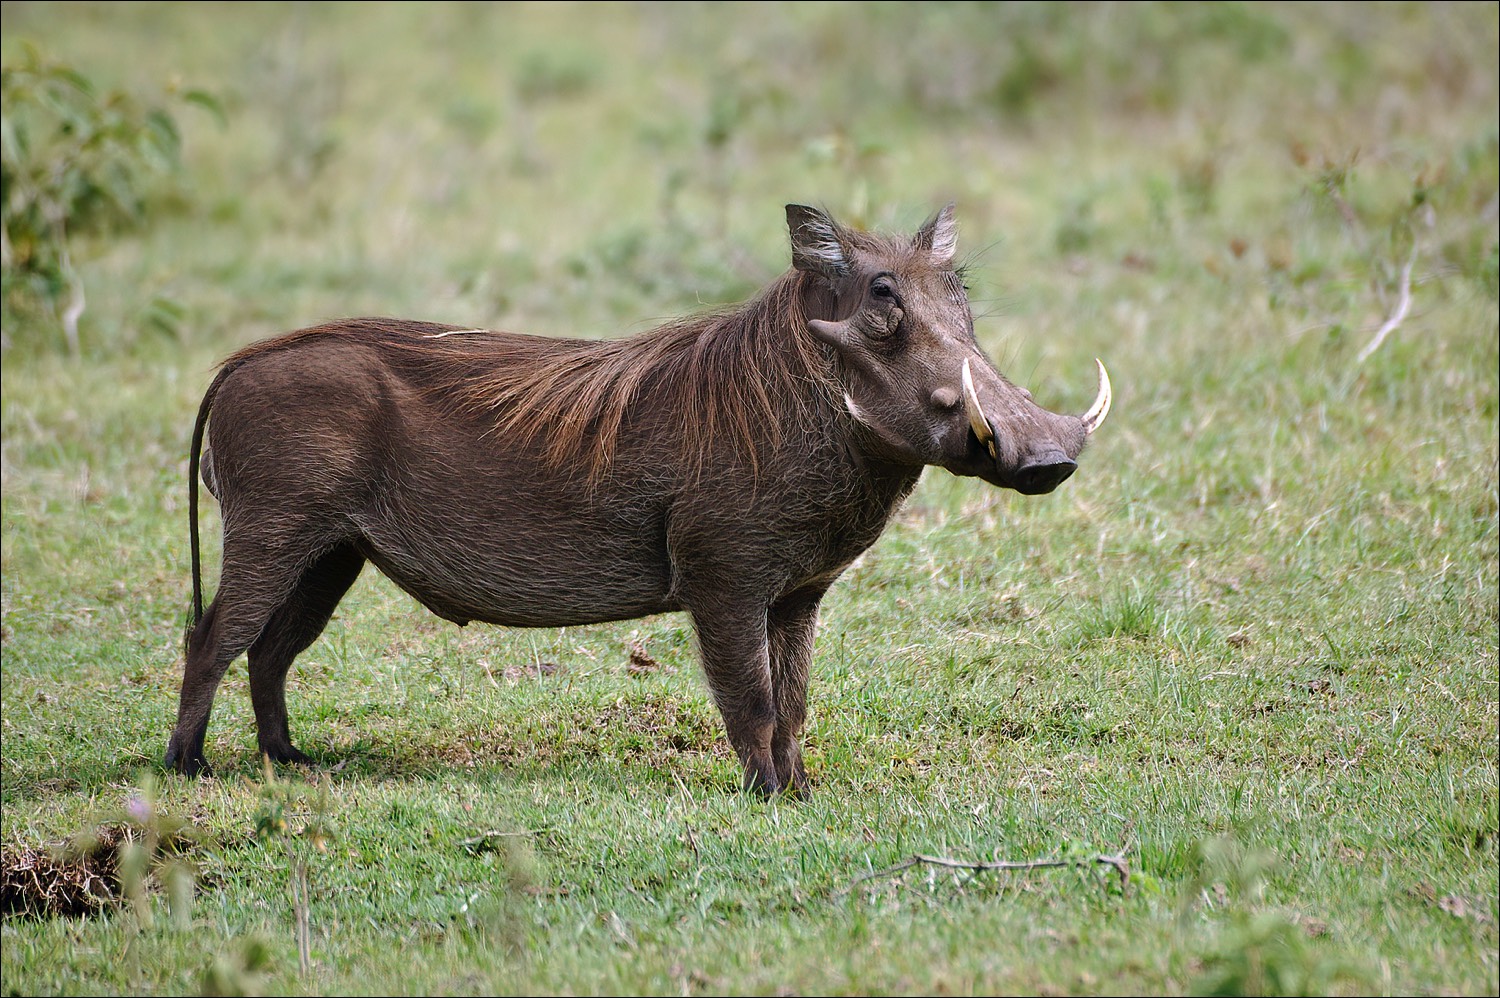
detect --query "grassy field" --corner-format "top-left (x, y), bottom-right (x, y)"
top-left (2, 2), bottom-right (1496, 994)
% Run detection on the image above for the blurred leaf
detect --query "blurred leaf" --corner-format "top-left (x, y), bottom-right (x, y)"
top-left (182, 88), bottom-right (228, 127)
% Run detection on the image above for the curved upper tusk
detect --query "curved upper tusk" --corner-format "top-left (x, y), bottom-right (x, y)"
top-left (1081, 359), bottom-right (1112, 435)
top-left (961, 358), bottom-right (996, 455)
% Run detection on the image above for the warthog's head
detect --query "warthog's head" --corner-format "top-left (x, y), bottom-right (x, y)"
top-left (790, 203), bottom-right (1110, 494)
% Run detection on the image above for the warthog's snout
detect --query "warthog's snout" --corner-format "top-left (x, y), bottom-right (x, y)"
top-left (1013, 451), bottom-right (1078, 495)
top-left (960, 357), bottom-right (1109, 494)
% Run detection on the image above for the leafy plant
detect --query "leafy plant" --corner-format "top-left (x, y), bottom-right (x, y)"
top-left (252, 760), bottom-right (335, 977)
top-left (200, 935), bottom-right (274, 998)
top-left (1184, 837), bottom-right (1371, 996)
top-left (0, 43), bottom-right (219, 352)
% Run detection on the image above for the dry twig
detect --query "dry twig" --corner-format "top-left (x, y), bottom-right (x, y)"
top-left (290, 856), bottom-right (311, 976)
top-left (1356, 248), bottom-right (1417, 364)
top-left (841, 850), bottom-right (1130, 897)
top-left (460, 829), bottom-right (546, 854)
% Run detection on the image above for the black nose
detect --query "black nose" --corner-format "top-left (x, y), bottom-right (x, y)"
top-left (1013, 453), bottom-right (1077, 495)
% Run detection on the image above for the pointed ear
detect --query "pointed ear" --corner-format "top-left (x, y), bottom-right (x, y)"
top-left (786, 204), bottom-right (850, 278)
top-left (913, 202), bottom-right (958, 266)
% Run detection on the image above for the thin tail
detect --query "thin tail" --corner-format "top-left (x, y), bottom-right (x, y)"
top-left (184, 363), bottom-right (239, 655)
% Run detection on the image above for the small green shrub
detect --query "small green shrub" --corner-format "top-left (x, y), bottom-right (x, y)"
top-left (0, 43), bottom-right (219, 352)
top-left (1185, 839), bottom-right (1372, 996)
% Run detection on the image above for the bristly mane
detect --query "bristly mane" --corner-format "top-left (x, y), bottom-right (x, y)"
top-left (458, 268), bottom-right (841, 478)
top-left (214, 268), bottom-right (844, 480)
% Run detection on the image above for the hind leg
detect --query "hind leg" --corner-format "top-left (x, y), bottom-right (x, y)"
top-left (165, 533), bottom-right (330, 777)
top-left (165, 599), bottom-right (230, 775)
top-left (248, 544), bottom-right (364, 764)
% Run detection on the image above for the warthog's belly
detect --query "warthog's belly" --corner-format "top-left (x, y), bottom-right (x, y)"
top-left (351, 503), bottom-right (679, 628)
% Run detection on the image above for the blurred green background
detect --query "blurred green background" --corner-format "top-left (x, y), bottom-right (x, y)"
top-left (2, 3), bottom-right (1496, 995)
top-left (5, 1), bottom-right (1493, 356)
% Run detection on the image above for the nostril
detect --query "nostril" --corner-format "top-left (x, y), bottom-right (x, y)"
top-left (1014, 454), bottom-right (1077, 495)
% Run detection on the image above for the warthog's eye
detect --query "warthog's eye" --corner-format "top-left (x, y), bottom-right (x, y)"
top-left (870, 278), bottom-right (897, 300)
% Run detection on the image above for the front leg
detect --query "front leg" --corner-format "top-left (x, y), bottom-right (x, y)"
top-left (767, 587), bottom-right (826, 797)
top-left (689, 608), bottom-right (780, 796)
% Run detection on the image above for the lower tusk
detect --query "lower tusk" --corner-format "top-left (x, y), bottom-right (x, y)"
top-left (1082, 359), bottom-right (1112, 435)
top-left (961, 358), bottom-right (996, 449)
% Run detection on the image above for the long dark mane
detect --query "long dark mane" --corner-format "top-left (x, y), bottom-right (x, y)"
top-left (214, 268), bottom-right (843, 480)
top-left (464, 269), bottom-right (838, 477)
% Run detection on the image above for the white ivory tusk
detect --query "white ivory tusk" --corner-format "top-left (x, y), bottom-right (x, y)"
top-left (961, 358), bottom-right (995, 453)
top-left (1081, 359), bottom-right (1112, 435)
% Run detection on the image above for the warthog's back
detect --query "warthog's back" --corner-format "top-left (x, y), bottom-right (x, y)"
top-left (206, 320), bottom-right (681, 626)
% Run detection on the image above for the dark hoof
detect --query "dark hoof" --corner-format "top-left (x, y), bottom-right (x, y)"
top-left (164, 749), bottom-right (212, 778)
top-left (261, 746), bottom-right (312, 766)
top-left (740, 765), bottom-right (782, 799)
top-left (774, 750), bottom-right (810, 799)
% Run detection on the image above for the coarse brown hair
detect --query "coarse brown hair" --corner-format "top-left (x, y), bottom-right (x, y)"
top-left (214, 267), bottom-right (849, 480)
top-left (465, 268), bottom-right (843, 477)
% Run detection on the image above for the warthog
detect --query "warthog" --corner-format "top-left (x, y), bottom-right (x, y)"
top-left (166, 204), bottom-right (1110, 795)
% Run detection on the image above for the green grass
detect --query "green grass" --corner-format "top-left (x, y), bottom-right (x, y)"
top-left (3, 2), bottom-right (1497, 994)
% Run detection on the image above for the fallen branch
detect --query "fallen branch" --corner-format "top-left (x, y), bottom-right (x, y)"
top-left (477, 658), bottom-right (502, 690)
top-left (1355, 247), bottom-right (1417, 364)
top-left (460, 829), bottom-right (547, 854)
top-left (840, 850), bottom-right (1130, 897)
